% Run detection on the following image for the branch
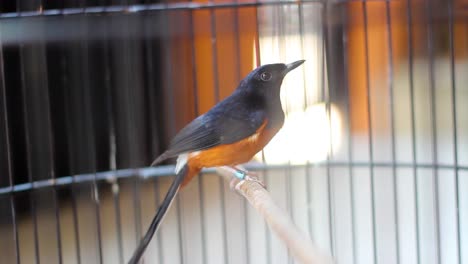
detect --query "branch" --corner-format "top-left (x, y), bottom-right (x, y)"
top-left (216, 166), bottom-right (334, 264)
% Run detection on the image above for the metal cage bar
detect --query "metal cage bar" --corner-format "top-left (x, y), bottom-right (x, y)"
top-left (341, 5), bottom-right (358, 264)
top-left (384, 1), bottom-right (401, 263)
top-left (447, 0), bottom-right (462, 262)
top-left (425, 0), bottom-right (442, 262)
top-left (361, 3), bottom-right (378, 262)
top-left (405, 0), bottom-right (421, 262)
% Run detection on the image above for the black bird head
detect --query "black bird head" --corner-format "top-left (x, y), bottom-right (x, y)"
top-left (240, 60), bottom-right (305, 98)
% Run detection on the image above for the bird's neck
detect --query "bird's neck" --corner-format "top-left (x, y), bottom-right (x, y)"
top-left (266, 96), bottom-right (285, 129)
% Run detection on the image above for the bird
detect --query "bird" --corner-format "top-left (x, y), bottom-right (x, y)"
top-left (128, 60), bottom-right (305, 264)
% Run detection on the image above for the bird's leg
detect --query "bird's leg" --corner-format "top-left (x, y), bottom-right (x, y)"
top-left (228, 166), bottom-right (266, 189)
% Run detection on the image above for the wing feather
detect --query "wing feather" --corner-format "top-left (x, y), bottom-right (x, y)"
top-left (151, 104), bottom-right (265, 166)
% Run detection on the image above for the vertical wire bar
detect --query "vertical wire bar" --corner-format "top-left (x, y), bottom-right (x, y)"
top-left (197, 172), bottom-right (207, 264)
top-left (264, 4), bottom-right (282, 263)
top-left (283, 4), bottom-right (293, 250)
top-left (316, 6), bottom-right (322, 103)
top-left (286, 164), bottom-right (293, 264)
top-left (10, 193), bottom-right (20, 264)
top-left (208, 4), bottom-right (229, 263)
top-left (254, 3), bottom-right (271, 263)
top-left (322, 3), bottom-right (336, 256)
top-left (254, 3), bottom-right (261, 68)
top-left (51, 165), bottom-right (64, 264)
top-left (103, 10), bottom-right (124, 262)
top-left (324, 33), bottom-right (335, 259)
top-left (121, 2), bottom-right (143, 249)
top-left (361, 2), bottom-right (378, 263)
top-left (174, 55), bottom-right (185, 264)
top-left (124, 9), bottom-right (146, 240)
top-left (289, 0), bottom-right (309, 258)
top-left (447, 0), bottom-right (461, 262)
top-left (17, 2), bottom-right (41, 261)
top-left (162, 0), bottom-right (176, 151)
top-left (298, 2), bottom-right (307, 109)
top-left (143, 3), bottom-right (163, 262)
top-left (47, 58), bottom-right (64, 263)
top-left (67, 125), bottom-right (81, 264)
top-left (60, 29), bottom-right (82, 264)
top-left (190, 28), bottom-right (206, 264)
top-left (174, 52), bottom-right (185, 264)
top-left (100, 4), bottom-right (123, 260)
top-left (218, 160), bottom-right (229, 264)
top-left (21, 52), bottom-right (41, 264)
top-left (82, 11), bottom-right (104, 263)
top-left (261, 148), bottom-right (272, 264)
top-left (0, 26), bottom-right (20, 264)
top-left (424, 1), bottom-right (441, 261)
top-left (232, 0), bottom-right (241, 85)
top-left (384, 2), bottom-right (400, 263)
top-left (131, 135), bottom-right (143, 251)
top-left (234, 12), bottom-right (250, 264)
top-left (35, 4), bottom-right (64, 260)
top-left (132, 126), bottom-right (143, 250)
top-left (186, 5), bottom-right (207, 263)
top-left (276, 3), bottom-right (293, 263)
top-left (232, 3), bottom-right (250, 263)
top-left (297, 1), bottom-right (314, 246)
top-left (161, 1), bottom-right (184, 262)
top-left (113, 181), bottom-right (124, 264)
top-left (80, 13), bottom-right (103, 263)
top-left (406, 0), bottom-right (421, 263)
top-left (170, 9), bottom-right (185, 264)
top-left (341, 4), bottom-right (357, 264)
top-left (209, 2), bottom-right (220, 105)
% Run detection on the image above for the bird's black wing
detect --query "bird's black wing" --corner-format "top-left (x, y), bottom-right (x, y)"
top-left (151, 100), bottom-right (265, 166)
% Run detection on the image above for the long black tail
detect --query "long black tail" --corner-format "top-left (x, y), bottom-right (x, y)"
top-left (128, 165), bottom-right (188, 264)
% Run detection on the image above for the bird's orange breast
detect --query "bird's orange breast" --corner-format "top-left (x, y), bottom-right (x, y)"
top-left (181, 119), bottom-right (281, 186)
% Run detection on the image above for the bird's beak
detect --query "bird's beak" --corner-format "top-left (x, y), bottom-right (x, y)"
top-left (284, 60), bottom-right (305, 74)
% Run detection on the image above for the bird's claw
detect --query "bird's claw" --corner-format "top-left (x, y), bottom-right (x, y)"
top-left (228, 167), bottom-right (266, 190)
top-left (244, 174), bottom-right (266, 189)
top-left (229, 166), bottom-right (266, 191)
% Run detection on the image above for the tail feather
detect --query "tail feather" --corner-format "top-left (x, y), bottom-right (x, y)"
top-left (128, 165), bottom-right (189, 264)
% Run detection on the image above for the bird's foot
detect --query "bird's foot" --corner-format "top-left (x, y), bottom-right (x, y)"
top-left (244, 174), bottom-right (266, 189)
top-left (229, 166), bottom-right (266, 189)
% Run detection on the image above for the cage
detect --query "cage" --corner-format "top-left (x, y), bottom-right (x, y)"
top-left (0, 0), bottom-right (467, 263)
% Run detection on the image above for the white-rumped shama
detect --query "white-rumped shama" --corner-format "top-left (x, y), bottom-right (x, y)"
top-left (128, 60), bottom-right (305, 264)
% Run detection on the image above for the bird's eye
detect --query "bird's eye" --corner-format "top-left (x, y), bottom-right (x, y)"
top-left (260, 72), bottom-right (272, 81)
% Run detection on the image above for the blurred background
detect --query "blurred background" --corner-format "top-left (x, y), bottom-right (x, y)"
top-left (0, 0), bottom-right (467, 263)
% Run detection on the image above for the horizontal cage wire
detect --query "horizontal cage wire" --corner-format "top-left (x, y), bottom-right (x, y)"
top-left (0, 1), bottom-right (467, 264)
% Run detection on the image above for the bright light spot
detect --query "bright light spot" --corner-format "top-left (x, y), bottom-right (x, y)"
top-left (253, 30), bottom-right (341, 164)
top-left (257, 103), bottom-right (342, 164)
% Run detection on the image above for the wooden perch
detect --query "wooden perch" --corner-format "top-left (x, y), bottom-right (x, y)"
top-left (216, 166), bottom-right (334, 264)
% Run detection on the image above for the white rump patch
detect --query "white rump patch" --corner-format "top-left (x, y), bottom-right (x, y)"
top-left (247, 133), bottom-right (259, 142)
top-left (175, 154), bottom-right (188, 174)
